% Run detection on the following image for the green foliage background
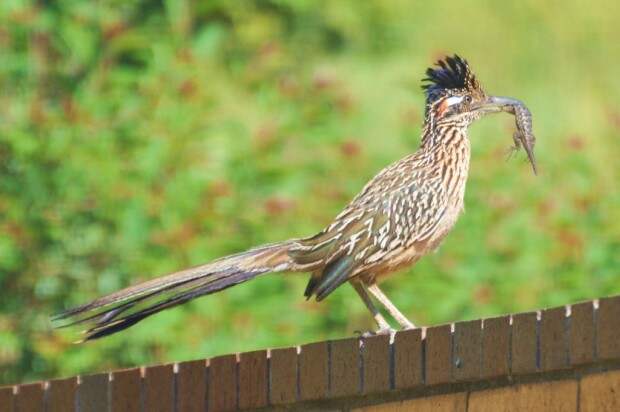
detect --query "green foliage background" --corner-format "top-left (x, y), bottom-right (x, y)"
top-left (1, 0), bottom-right (619, 385)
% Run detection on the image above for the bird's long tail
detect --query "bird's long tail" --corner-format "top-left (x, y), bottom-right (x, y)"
top-left (52, 240), bottom-right (297, 341)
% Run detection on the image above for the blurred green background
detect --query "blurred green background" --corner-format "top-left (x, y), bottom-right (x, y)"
top-left (1, 0), bottom-right (619, 385)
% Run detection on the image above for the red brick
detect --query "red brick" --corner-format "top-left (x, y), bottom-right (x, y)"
top-left (425, 324), bottom-right (453, 385)
top-left (511, 312), bottom-right (538, 374)
top-left (176, 359), bottom-right (206, 412)
top-left (329, 337), bottom-right (360, 397)
top-left (46, 377), bottom-right (77, 412)
top-left (238, 350), bottom-right (268, 410)
top-left (393, 328), bottom-right (423, 390)
top-left (78, 373), bottom-right (109, 412)
top-left (597, 296), bottom-right (620, 360)
top-left (269, 347), bottom-right (297, 405)
top-left (298, 341), bottom-right (329, 401)
top-left (0, 386), bottom-right (14, 412)
top-left (362, 334), bottom-right (390, 394)
top-left (453, 319), bottom-right (481, 381)
top-left (208, 354), bottom-right (237, 412)
top-left (15, 382), bottom-right (44, 412)
top-left (468, 379), bottom-right (578, 411)
top-left (481, 316), bottom-right (510, 379)
top-left (580, 369), bottom-right (620, 411)
top-left (110, 368), bottom-right (141, 412)
top-left (143, 364), bottom-right (174, 412)
top-left (569, 301), bottom-right (595, 365)
top-left (540, 307), bottom-right (568, 371)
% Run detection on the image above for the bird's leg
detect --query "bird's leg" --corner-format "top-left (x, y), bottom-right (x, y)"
top-left (366, 283), bottom-right (416, 330)
top-left (351, 282), bottom-right (394, 336)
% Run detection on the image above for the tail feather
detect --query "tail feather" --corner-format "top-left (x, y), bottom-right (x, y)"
top-left (53, 240), bottom-right (295, 341)
top-left (79, 270), bottom-right (258, 341)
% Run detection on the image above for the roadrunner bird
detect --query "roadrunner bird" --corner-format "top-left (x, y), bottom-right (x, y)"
top-left (55, 55), bottom-right (536, 340)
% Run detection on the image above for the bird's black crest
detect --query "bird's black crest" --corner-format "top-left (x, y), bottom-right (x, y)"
top-left (422, 55), bottom-right (479, 103)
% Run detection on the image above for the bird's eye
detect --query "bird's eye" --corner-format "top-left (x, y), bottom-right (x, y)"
top-left (463, 95), bottom-right (473, 104)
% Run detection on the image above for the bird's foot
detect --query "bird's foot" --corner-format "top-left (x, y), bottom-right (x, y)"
top-left (355, 326), bottom-right (396, 338)
top-left (401, 321), bottom-right (417, 331)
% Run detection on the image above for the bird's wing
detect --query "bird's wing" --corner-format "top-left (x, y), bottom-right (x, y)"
top-left (290, 206), bottom-right (389, 300)
top-left (290, 156), bottom-right (447, 301)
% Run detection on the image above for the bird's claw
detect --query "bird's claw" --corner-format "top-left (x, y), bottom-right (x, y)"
top-left (354, 327), bottom-right (396, 338)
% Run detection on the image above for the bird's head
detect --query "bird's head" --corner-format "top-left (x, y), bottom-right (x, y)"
top-left (422, 55), bottom-right (521, 127)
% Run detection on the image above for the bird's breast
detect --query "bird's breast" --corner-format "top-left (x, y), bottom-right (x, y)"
top-left (426, 145), bottom-right (470, 248)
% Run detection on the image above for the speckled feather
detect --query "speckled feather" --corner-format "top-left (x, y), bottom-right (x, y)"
top-left (292, 125), bottom-right (472, 300)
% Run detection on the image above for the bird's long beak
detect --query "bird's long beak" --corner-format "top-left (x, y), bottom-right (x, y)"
top-left (474, 95), bottom-right (524, 114)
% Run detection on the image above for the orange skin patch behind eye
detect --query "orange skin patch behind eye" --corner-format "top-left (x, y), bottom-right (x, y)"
top-left (437, 98), bottom-right (449, 117)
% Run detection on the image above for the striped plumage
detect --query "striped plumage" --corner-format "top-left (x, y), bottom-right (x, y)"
top-left (54, 55), bottom-right (532, 340)
top-left (293, 126), bottom-right (471, 300)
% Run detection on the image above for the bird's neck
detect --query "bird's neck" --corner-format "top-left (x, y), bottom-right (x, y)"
top-left (419, 124), bottom-right (471, 193)
top-left (420, 124), bottom-right (471, 157)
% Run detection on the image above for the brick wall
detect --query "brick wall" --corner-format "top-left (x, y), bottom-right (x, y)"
top-left (1, 296), bottom-right (620, 411)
